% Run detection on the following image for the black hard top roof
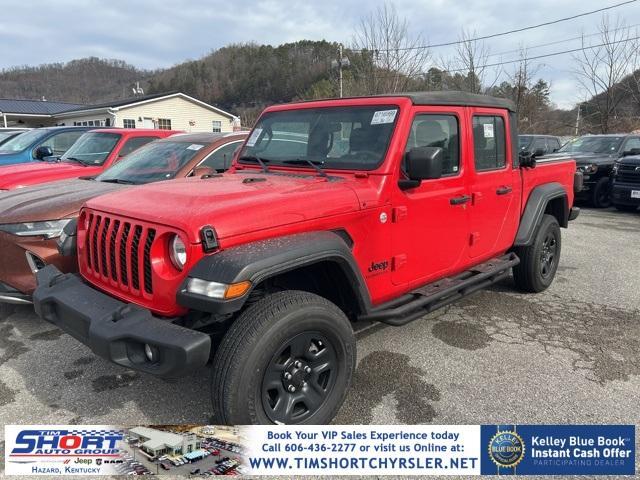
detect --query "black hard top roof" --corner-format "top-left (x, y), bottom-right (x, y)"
top-left (395, 91), bottom-right (516, 112)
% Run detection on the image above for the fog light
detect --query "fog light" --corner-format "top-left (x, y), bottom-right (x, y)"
top-left (144, 344), bottom-right (158, 362)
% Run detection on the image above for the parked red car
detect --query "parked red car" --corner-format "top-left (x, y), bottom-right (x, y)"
top-left (0, 128), bottom-right (177, 190)
top-left (0, 132), bottom-right (246, 314)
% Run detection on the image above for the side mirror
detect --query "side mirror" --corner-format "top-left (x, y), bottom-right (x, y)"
top-left (519, 151), bottom-right (537, 168)
top-left (400, 147), bottom-right (443, 190)
top-left (533, 148), bottom-right (545, 157)
top-left (34, 145), bottom-right (53, 160)
top-left (192, 166), bottom-right (216, 177)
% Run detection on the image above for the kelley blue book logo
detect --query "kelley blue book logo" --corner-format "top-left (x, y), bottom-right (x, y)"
top-left (480, 425), bottom-right (635, 476)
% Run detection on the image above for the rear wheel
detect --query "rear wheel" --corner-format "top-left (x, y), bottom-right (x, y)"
top-left (613, 204), bottom-right (638, 212)
top-left (590, 177), bottom-right (612, 208)
top-left (513, 214), bottom-right (561, 293)
top-left (211, 290), bottom-right (355, 425)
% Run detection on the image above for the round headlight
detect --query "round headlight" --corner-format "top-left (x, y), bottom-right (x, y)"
top-left (170, 235), bottom-right (187, 270)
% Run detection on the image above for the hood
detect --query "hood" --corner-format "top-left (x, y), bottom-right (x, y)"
top-left (87, 171), bottom-right (362, 242)
top-left (0, 178), bottom-right (125, 224)
top-left (0, 161), bottom-right (102, 190)
top-left (618, 155), bottom-right (640, 167)
top-left (544, 152), bottom-right (616, 165)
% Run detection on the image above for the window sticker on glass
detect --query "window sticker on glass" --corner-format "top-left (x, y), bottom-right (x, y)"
top-left (483, 123), bottom-right (495, 138)
top-left (187, 144), bottom-right (204, 151)
top-left (371, 110), bottom-right (397, 125)
top-left (246, 128), bottom-right (263, 146)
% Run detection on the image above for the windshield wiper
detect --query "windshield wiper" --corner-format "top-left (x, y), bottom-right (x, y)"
top-left (99, 178), bottom-right (137, 184)
top-left (64, 157), bottom-right (89, 167)
top-left (283, 159), bottom-right (327, 177)
top-left (239, 155), bottom-right (270, 173)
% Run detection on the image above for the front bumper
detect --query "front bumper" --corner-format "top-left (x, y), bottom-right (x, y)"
top-left (33, 265), bottom-right (211, 378)
top-left (612, 183), bottom-right (640, 206)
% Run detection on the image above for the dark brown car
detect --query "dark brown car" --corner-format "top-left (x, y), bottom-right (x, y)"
top-left (0, 131), bottom-right (246, 314)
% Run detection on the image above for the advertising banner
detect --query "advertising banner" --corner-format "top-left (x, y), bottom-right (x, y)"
top-left (4, 424), bottom-right (635, 476)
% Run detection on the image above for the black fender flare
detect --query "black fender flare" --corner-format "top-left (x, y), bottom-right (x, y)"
top-left (514, 182), bottom-right (568, 246)
top-left (177, 231), bottom-right (371, 315)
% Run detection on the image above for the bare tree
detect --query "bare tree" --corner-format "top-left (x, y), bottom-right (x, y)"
top-left (350, 3), bottom-right (430, 95)
top-left (439, 29), bottom-right (497, 94)
top-left (572, 14), bottom-right (636, 133)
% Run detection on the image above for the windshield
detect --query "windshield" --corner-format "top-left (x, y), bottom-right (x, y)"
top-left (558, 136), bottom-right (623, 154)
top-left (0, 129), bottom-right (49, 153)
top-left (518, 135), bottom-right (533, 150)
top-left (96, 140), bottom-right (205, 184)
top-left (60, 132), bottom-right (121, 165)
top-left (239, 105), bottom-right (399, 171)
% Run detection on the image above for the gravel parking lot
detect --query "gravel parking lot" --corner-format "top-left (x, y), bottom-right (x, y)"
top-left (0, 207), bottom-right (638, 475)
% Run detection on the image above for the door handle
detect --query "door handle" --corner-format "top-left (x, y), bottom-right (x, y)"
top-left (496, 186), bottom-right (513, 195)
top-left (450, 195), bottom-right (471, 205)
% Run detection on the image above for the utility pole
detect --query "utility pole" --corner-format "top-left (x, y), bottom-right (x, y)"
top-left (575, 104), bottom-right (581, 136)
top-left (331, 45), bottom-right (350, 98)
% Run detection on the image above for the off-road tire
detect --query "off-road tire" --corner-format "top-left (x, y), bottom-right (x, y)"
top-left (613, 204), bottom-right (637, 212)
top-left (590, 177), bottom-right (612, 208)
top-left (513, 214), bottom-right (561, 293)
top-left (0, 302), bottom-right (15, 319)
top-left (211, 290), bottom-right (356, 425)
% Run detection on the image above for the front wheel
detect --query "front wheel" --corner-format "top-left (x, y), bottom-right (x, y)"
top-left (513, 214), bottom-right (561, 293)
top-left (211, 290), bottom-right (356, 425)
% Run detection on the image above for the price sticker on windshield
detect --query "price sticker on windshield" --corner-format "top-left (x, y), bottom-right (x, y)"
top-left (371, 109), bottom-right (397, 125)
top-left (246, 128), bottom-right (263, 147)
top-left (186, 144), bottom-right (204, 151)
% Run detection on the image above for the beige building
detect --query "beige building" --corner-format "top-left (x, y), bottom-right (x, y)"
top-left (129, 426), bottom-right (201, 457)
top-left (0, 92), bottom-right (240, 133)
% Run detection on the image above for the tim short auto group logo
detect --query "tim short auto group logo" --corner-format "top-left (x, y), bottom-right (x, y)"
top-left (6, 427), bottom-right (124, 475)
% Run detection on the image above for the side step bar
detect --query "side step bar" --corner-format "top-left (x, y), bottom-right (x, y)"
top-left (359, 253), bottom-right (520, 326)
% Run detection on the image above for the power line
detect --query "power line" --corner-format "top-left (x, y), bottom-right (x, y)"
top-left (354, 0), bottom-right (637, 53)
top-left (370, 34), bottom-right (640, 78)
top-left (488, 22), bottom-right (640, 58)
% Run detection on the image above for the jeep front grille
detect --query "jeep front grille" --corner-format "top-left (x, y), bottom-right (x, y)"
top-left (85, 213), bottom-right (156, 297)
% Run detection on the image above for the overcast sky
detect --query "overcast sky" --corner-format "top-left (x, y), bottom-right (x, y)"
top-left (1, 0), bottom-right (638, 109)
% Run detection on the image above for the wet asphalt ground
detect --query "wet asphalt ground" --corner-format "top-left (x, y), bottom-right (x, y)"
top-left (0, 206), bottom-right (639, 478)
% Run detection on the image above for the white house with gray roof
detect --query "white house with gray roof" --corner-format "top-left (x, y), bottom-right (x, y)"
top-left (0, 92), bottom-right (239, 133)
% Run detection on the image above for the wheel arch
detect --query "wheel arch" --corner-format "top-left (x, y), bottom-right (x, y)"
top-left (177, 231), bottom-right (371, 318)
top-left (514, 182), bottom-right (568, 246)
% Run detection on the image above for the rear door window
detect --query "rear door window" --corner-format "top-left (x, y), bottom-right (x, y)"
top-left (472, 116), bottom-right (506, 171)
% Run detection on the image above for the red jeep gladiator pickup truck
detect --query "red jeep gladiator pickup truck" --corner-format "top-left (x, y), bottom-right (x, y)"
top-left (33, 92), bottom-right (580, 425)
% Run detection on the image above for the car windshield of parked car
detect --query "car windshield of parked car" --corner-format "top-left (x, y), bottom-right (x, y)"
top-left (96, 140), bottom-right (205, 184)
top-left (558, 136), bottom-right (624, 154)
top-left (518, 135), bottom-right (533, 150)
top-left (60, 132), bottom-right (121, 165)
top-left (0, 129), bottom-right (48, 153)
top-left (239, 105), bottom-right (399, 171)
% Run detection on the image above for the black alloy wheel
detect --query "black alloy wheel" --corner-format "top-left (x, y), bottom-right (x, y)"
top-left (262, 332), bottom-right (338, 424)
